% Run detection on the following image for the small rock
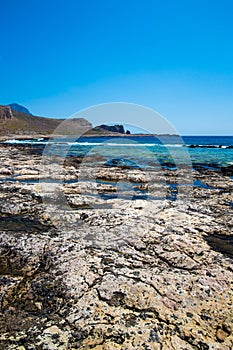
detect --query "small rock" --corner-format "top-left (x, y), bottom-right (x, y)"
top-left (35, 302), bottom-right (42, 310)
top-left (216, 328), bottom-right (228, 342)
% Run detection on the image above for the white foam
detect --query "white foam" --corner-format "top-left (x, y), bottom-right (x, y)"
top-left (4, 139), bottom-right (47, 145)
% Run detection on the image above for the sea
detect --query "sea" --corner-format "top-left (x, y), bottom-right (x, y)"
top-left (4, 135), bottom-right (233, 169)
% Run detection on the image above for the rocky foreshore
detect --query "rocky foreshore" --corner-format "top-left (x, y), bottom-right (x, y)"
top-left (0, 144), bottom-right (233, 349)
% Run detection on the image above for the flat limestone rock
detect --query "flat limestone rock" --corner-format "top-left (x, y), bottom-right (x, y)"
top-left (0, 144), bottom-right (232, 349)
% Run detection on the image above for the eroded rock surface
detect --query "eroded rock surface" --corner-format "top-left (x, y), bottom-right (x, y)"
top-left (0, 144), bottom-right (232, 349)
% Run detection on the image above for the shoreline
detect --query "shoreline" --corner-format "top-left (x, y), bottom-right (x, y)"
top-left (0, 142), bottom-right (233, 348)
top-left (0, 133), bottom-right (179, 142)
top-left (1, 137), bottom-right (233, 173)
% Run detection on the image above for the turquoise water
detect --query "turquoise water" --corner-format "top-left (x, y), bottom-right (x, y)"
top-left (4, 135), bottom-right (233, 168)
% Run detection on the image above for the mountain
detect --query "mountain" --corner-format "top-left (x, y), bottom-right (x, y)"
top-left (8, 103), bottom-right (32, 115)
top-left (0, 105), bottom-right (92, 137)
top-left (0, 104), bottom-right (131, 138)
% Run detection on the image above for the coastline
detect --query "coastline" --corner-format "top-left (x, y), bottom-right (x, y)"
top-left (0, 142), bottom-right (232, 348)
top-left (0, 132), bottom-right (180, 142)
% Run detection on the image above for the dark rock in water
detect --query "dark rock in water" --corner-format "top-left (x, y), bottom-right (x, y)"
top-left (105, 158), bottom-right (140, 169)
top-left (221, 165), bottom-right (233, 176)
top-left (194, 163), bottom-right (221, 172)
top-left (160, 161), bottom-right (177, 169)
top-left (189, 144), bottom-right (222, 149)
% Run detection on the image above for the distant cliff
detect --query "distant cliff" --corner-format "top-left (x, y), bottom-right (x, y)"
top-left (9, 103), bottom-right (32, 115)
top-left (0, 106), bottom-right (14, 120)
top-left (95, 124), bottom-right (130, 134)
top-left (0, 105), bottom-right (92, 136)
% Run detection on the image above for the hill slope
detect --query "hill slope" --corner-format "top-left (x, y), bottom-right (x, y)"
top-left (0, 106), bottom-right (92, 136)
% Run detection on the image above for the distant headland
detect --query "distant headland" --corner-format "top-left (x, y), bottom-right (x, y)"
top-left (0, 103), bottom-right (178, 140)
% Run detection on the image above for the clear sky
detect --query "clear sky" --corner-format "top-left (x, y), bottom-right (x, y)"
top-left (0, 0), bottom-right (233, 135)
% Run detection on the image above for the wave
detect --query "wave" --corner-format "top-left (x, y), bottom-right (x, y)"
top-left (64, 142), bottom-right (186, 147)
top-left (5, 139), bottom-right (24, 144)
top-left (5, 139), bottom-right (47, 145)
top-left (4, 139), bottom-right (230, 148)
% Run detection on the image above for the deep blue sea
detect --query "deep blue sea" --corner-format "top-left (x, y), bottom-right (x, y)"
top-left (4, 135), bottom-right (233, 168)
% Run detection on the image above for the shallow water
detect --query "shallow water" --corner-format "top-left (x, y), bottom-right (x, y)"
top-left (205, 235), bottom-right (233, 258)
top-left (0, 216), bottom-right (51, 233)
top-left (3, 135), bottom-right (233, 168)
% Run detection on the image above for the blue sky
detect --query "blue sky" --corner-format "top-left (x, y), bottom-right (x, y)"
top-left (0, 0), bottom-right (233, 134)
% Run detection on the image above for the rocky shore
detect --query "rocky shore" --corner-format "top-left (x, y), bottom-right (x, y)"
top-left (0, 143), bottom-right (233, 349)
